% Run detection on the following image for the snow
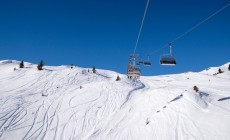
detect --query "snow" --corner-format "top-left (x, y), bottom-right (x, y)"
top-left (0, 60), bottom-right (230, 140)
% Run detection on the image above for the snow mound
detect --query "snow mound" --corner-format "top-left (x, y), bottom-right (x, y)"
top-left (195, 92), bottom-right (210, 108)
top-left (0, 60), bottom-right (14, 64)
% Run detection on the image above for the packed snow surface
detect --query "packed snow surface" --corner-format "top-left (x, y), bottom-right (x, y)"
top-left (0, 60), bottom-right (230, 140)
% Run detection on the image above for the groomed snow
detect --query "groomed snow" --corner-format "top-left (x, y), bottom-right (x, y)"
top-left (0, 60), bottom-right (230, 140)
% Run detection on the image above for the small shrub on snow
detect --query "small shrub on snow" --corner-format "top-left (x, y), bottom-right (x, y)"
top-left (37, 60), bottom-right (44, 70)
top-left (193, 86), bottom-right (199, 92)
top-left (116, 75), bottom-right (121, 81)
top-left (70, 64), bottom-right (74, 69)
top-left (218, 68), bottom-right (223, 74)
top-left (19, 60), bottom-right (24, 68)
top-left (92, 66), bottom-right (96, 73)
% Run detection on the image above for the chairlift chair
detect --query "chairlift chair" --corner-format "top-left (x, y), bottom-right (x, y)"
top-left (143, 61), bottom-right (151, 66)
top-left (143, 56), bottom-right (151, 66)
top-left (139, 61), bottom-right (144, 64)
top-left (160, 43), bottom-right (176, 66)
top-left (160, 54), bottom-right (176, 65)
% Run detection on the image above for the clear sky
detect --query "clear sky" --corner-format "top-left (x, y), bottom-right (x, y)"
top-left (0, 0), bottom-right (230, 76)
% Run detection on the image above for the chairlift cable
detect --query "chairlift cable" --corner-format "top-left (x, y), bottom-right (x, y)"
top-left (147, 2), bottom-right (230, 57)
top-left (170, 3), bottom-right (230, 43)
top-left (133, 0), bottom-right (150, 56)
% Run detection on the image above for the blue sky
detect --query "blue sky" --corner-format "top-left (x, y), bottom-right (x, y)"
top-left (0, 0), bottom-right (229, 76)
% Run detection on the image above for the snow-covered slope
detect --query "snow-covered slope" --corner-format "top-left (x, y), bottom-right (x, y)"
top-left (201, 62), bottom-right (230, 75)
top-left (0, 60), bottom-right (230, 140)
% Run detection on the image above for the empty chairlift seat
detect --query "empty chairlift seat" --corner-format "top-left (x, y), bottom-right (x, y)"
top-left (160, 43), bottom-right (176, 66)
top-left (143, 56), bottom-right (151, 66)
top-left (139, 61), bottom-right (144, 64)
top-left (143, 61), bottom-right (151, 66)
top-left (160, 54), bottom-right (176, 65)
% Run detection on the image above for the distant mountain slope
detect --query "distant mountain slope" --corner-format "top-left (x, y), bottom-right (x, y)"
top-left (201, 62), bottom-right (230, 75)
top-left (0, 60), bottom-right (230, 140)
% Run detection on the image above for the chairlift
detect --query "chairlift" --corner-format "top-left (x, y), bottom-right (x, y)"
top-left (160, 54), bottom-right (176, 65)
top-left (160, 43), bottom-right (176, 66)
top-left (127, 55), bottom-right (141, 78)
top-left (139, 61), bottom-right (144, 64)
top-left (143, 61), bottom-right (151, 66)
top-left (143, 56), bottom-right (151, 66)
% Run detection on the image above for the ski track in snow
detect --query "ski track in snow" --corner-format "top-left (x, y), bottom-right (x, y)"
top-left (0, 61), bottom-right (230, 140)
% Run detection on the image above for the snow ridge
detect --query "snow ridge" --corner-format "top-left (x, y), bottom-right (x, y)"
top-left (0, 60), bottom-right (230, 140)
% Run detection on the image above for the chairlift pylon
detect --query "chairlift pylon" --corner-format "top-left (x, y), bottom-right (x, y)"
top-left (127, 55), bottom-right (141, 78)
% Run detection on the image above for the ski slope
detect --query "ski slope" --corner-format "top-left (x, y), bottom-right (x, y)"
top-left (0, 60), bottom-right (230, 140)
